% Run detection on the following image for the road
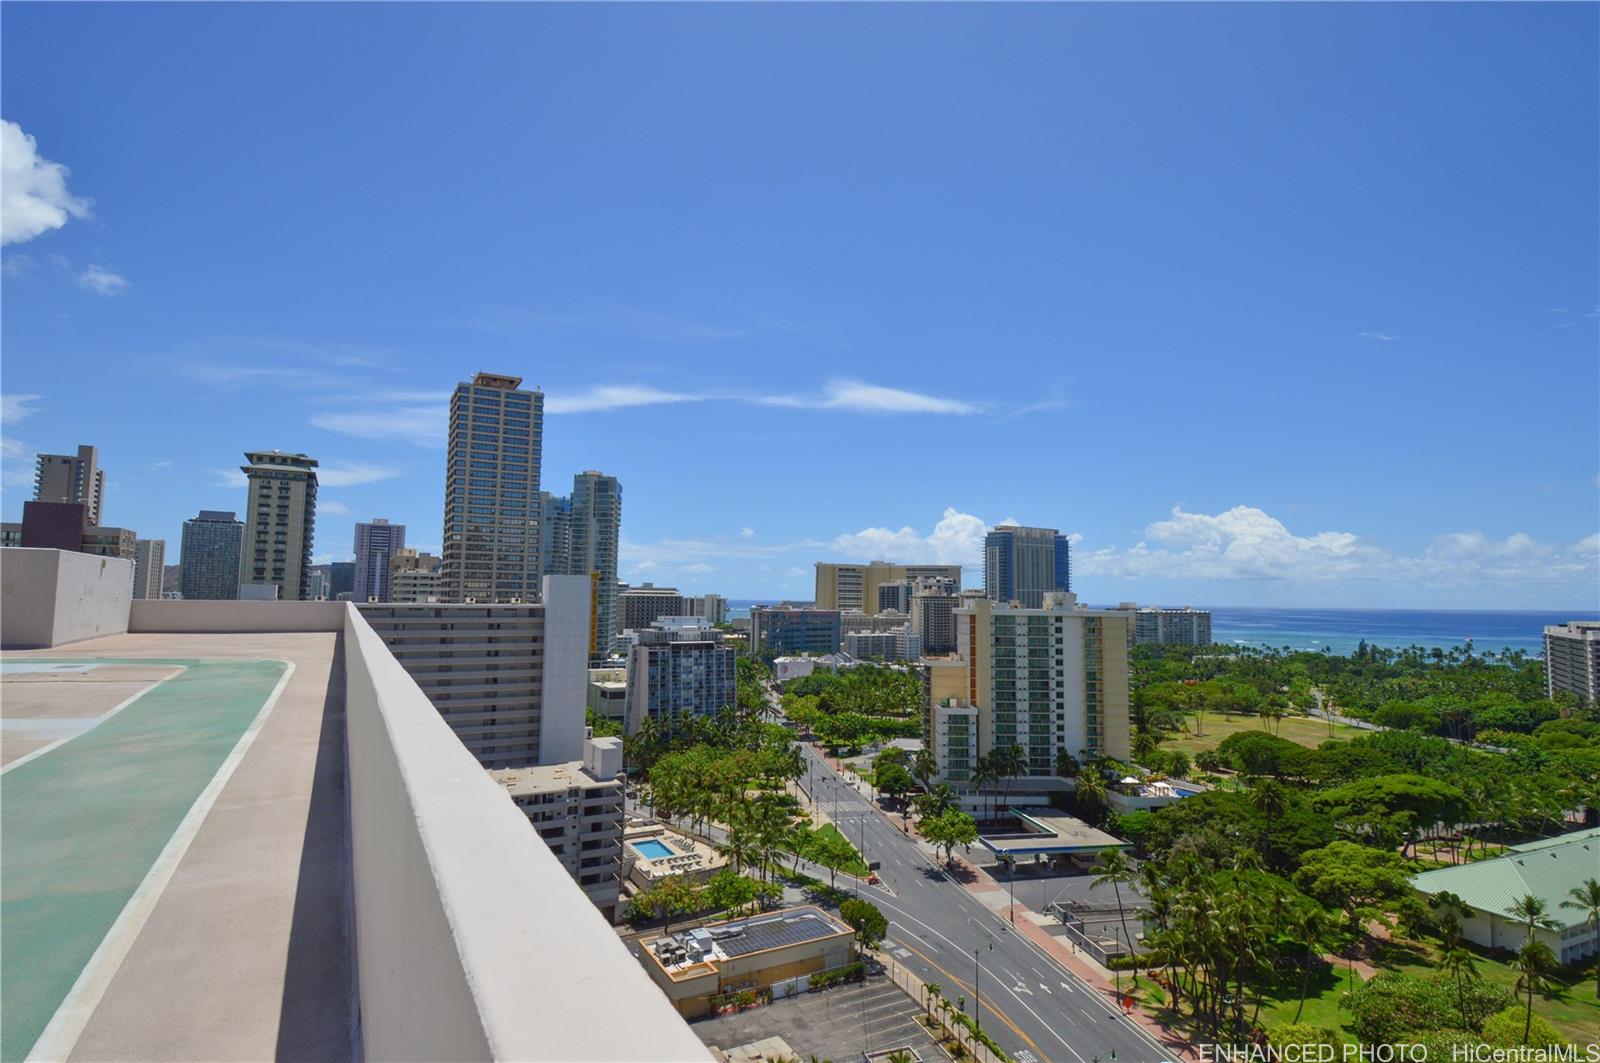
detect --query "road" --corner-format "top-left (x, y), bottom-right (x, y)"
top-left (793, 738), bottom-right (1177, 1063)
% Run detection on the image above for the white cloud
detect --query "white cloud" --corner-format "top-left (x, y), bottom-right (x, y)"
top-left (1357, 331), bottom-right (1397, 342)
top-left (212, 469), bottom-right (248, 488)
top-left (318, 464), bottom-right (399, 487)
top-left (761, 379), bottom-right (980, 415)
top-left (831, 507), bottom-right (990, 565)
top-left (3, 252), bottom-right (36, 277)
top-left (1, 393), bottom-right (41, 424)
top-left (1074, 504), bottom-right (1600, 588)
top-left (740, 527), bottom-right (756, 539)
top-left (683, 563), bottom-right (716, 575)
top-left (785, 566), bottom-right (806, 578)
top-left (319, 499), bottom-right (351, 515)
top-left (1, 121), bottom-right (91, 245)
top-left (311, 406), bottom-right (445, 448)
top-left (630, 560), bottom-right (660, 575)
top-left (76, 264), bottom-right (129, 296)
top-left (545, 385), bottom-right (703, 415)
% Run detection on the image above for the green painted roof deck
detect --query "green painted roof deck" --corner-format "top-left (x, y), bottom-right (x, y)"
top-left (0, 632), bottom-right (351, 1062)
top-left (1411, 827), bottom-right (1600, 926)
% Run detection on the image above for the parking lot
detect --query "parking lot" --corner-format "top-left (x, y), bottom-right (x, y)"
top-left (692, 974), bottom-right (942, 1062)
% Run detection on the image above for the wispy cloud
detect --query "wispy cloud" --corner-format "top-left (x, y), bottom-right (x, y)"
top-left (545, 385), bottom-right (703, 415)
top-left (462, 304), bottom-right (750, 344)
top-left (739, 527), bottom-right (756, 539)
top-left (318, 463), bottom-right (399, 487)
top-left (76, 264), bottom-right (129, 296)
top-left (0, 393), bottom-right (42, 488)
top-left (1, 120), bottom-right (91, 246)
top-left (311, 406), bottom-right (444, 448)
top-left (319, 499), bottom-right (351, 515)
top-left (682, 562), bottom-right (716, 575)
top-left (211, 468), bottom-right (248, 488)
top-left (759, 379), bottom-right (980, 415)
top-left (1357, 331), bottom-right (1397, 342)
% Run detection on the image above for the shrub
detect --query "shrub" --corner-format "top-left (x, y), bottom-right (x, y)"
top-left (1480, 1007), bottom-right (1565, 1049)
top-left (1348, 972), bottom-right (1513, 1043)
top-left (1267, 1023), bottom-right (1338, 1050)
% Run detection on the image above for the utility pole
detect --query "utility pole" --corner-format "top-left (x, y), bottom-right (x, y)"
top-left (974, 939), bottom-right (992, 1034)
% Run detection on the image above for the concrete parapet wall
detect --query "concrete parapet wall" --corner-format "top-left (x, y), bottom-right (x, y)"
top-left (343, 606), bottom-right (710, 1062)
top-left (1, 548), bottom-right (133, 648)
top-left (131, 599), bottom-right (346, 633)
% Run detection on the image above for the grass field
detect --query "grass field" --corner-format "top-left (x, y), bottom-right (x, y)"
top-left (1160, 712), bottom-right (1369, 757)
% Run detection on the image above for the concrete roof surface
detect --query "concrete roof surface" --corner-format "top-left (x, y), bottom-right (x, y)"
top-left (0, 631), bottom-right (352, 1062)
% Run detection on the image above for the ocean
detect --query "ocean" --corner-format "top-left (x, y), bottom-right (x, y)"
top-left (726, 600), bottom-right (1598, 657)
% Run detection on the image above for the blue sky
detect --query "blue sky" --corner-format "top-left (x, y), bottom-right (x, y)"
top-left (2, 3), bottom-right (1596, 609)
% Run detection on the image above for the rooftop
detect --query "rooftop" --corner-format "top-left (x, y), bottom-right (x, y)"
top-left (979, 809), bottom-right (1130, 857)
top-left (490, 760), bottom-right (617, 796)
top-left (0, 548), bottom-right (709, 1062)
top-left (644, 906), bottom-right (851, 981)
top-left (1412, 827), bottom-right (1600, 927)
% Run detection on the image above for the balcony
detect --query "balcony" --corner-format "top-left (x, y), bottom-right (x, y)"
top-left (0, 548), bottom-right (708, 1062)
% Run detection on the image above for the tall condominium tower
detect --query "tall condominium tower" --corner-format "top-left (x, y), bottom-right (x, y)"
top-left (815, 561), bottom-right (963, 614)
top-left (132, 538), bottom-right (166, 599)
top-left (568, 471), bottom-right (622, 662)
top-left (180, 510), bottom-right (245, 600)
top-left (442, 372), bottom-right (543, 603)
top-left (352, 518), bottom-right (406, 603)
top-left (984, 525), bottom-right (1071, 607)
top-left (539, 491), bottom-right (573, 578)
top-left (1544, 621), bottom-right (1600, 704)
top-left (239, 451), bottom-right (318, 601)
top-left (34, 444), bottom-right (106, 526)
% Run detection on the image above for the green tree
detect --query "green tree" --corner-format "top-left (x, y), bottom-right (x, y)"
top-left (1481, 1005), bottom-right (1564, 1050)
top-left (702, 869), bottom-right (760, 916)
top-left (629, 875), bottom-right (703, 937)
top-left (1506, 894), bottom-right (1559, 1045)
top-left (912, 748), bottom-right (939, 792)
top-left (1436, 914), bottom-right (1481, 1030)
top-left (839, 897), bottom-right (889, 960)
top-left (1559, 877), bottom-right (1600, 999)
top-left (922, 808), bottom-right (978, 868)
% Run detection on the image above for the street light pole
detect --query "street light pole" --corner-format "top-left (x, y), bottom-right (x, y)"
top-left (974, 940), bottom-right (992, 1034)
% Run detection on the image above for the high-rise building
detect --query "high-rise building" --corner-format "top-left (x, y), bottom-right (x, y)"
top-left (1545, 621), bottom-right (1600, 704)
top-left (934, 592), bottom-right (1130, 780)
top-left (353, 518), bottom-right (406, 603)
top-left (180, 510), bottom-right (245, 601)
top-left (555, 471), bottom-right (621, 662)
top-left (619, 583), bottom-right (684, 634)
top-left (750, 606), bottom-right (842, 657)
top-left (132, 539), bottom-right (165, 599)
top-left (682, 593), bottom-right (728, 626)
top-left (442, 372), bottom-right (543, 604)
top-left (389, 548), bottom-right (443, 603)
top-left (358, 575), bottom-right (592, 769)
top-left (623, 617), bottom-right (738, 735)
top-left (329, 560), bottom-right (355, 600)
top-left (307, 566), bottom-right (330, 600)
top-left (1112, 604), bottom-right (1213, 647)
top-left (239, 451), bottom-right (318, 601)
top-left (984, 525), bottom-right (1071, 608)
top-left (539, 491), bottom-right (572, 579)
top-left (815, 561), bottom-right (963, 614)
top-left (34, 444), bottom-right (106, 526)
top-left (911, 579), bottom-right (961, 656)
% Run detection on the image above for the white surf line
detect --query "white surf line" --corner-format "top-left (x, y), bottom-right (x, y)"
top-left (26, 660), bottom-right (296, 1063)
top-left (2, 665), bottom-right (188, 776)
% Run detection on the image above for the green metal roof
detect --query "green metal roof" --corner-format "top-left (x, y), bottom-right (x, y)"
top-left (1412, 829), bottom-right (1600, 928)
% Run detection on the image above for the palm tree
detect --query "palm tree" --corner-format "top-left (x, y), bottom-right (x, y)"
top-left (1249, 779), bottom-right (1288, 855)
top-left (913, 748), bottom-right (939, 793)
top-left (1436, 916), bottom-right (1481, 1030)
top-left (1074, 770), bottom-right (1108, 823)
top-left (1506, 894), bottom-right (1559, 1044)
top-left (922, 981), bottom-right (941, 1017)
top-left (1560, 878), bottom-right (1600, 999)
top-left (995, 744), bottom-right (1028, 820)
top-left (970, 753), bottom-right (995, 826)
top-left (1092, 847), bottom-right (1139, 980)
top-left (1291, 905), bottom-right (1332, 1023)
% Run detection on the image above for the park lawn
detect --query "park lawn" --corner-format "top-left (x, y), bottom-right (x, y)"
top-left (799, 823), bottom-right (871, 877)
top-left (1256, 964), bottom-right (1363, 1044)
top-left (1160, 712), bottom-right (1367, 758)
top-left (1376, 938), bottom-right (1600, 1047)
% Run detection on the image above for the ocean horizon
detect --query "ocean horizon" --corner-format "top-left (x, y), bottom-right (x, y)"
top-left (724, 601), bottom-right (1599, 656)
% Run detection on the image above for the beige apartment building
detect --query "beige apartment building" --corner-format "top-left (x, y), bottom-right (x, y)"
top-left (814, 561), bottom-right (963, 614)
top-left (925, 592), bottom-right (1131, 788)
top-left (34, 444), bottom-right (106, 526)
top-left (490, 736), bottom-right (626, 920)
top-left (239, 450), bottom-right (318, 601)
top-left (389, 548), bottom-right (443, 603)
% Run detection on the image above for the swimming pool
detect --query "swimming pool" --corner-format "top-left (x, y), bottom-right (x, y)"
top-left (632, 839), bottom-right (676, 860)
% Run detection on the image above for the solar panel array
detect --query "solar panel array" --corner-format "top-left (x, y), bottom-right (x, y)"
top-left (715, 911), bottom-right (843, 958)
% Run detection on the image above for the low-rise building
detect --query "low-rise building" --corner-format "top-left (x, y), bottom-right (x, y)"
top-left (490, 735), bottom-right (626, 920)
top-left (681, 593), bottom-right (728, 626)
top-left (1411, 827), bottom-right (1600, 964)
top-left (588, 665), bottom-right (629, 727)
top-left (639, 906), bottom-right (854, 1019)
top-left (844, 630), bottom-right (900, 660)
top-left (1544, 620), bottom-right (1600, 704)
top-left (389, 548), bottom-right (443, 603)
